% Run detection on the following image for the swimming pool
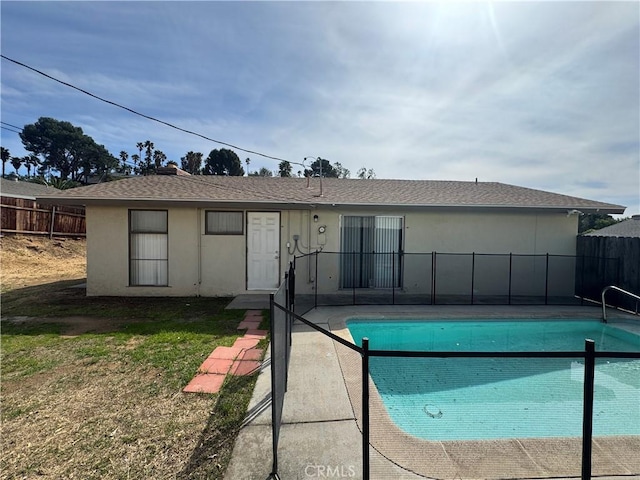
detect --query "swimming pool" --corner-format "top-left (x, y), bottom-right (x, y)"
top-left (347, 319), bottom-right (640, 440)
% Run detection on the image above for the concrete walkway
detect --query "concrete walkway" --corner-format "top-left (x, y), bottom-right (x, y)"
top-left (226, 294), bottom-right (271, 310)
top-left (224, 305), bottom-right (640, 480)
top-left (224, 307), bottom-right (373, 479)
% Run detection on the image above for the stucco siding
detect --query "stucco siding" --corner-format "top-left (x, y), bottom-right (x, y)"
top-left (87, 206), bottom-right (200, 296)
top-left (165, 208), bottom-right (199, 295)
top-left (199, 215), bottom-right (247, 296)
top-left (86, 206), bottom-right (129, 296)
top-left (403, 211), bottom-right (577, 254)
top-left (86, 205), bottom-right (579, 297)
top-left (296, 209), bottom-right (579, 296)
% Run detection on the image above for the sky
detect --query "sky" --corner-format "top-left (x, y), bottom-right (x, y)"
top-left (1, 1), bottom-right (639, 216)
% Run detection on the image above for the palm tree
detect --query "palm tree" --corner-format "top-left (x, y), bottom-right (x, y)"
top-left (278, 161), bottom-right (292, 177)
top-left (119, 151), bottom-right (130, 174)
top-left (143, 140), bottom-right (154, 174)
top-left (23, 155), bottom-right (39, 177)
top-left (245, 157), bottom-right (251, 175)
top-left (180, 151), bottom-right (203, 175)
top-left (131, 154), bottom-right (140, 174)
top-left (153, 150), bottom-right (167, 168)
top-left (1, 147), bottom-right (10, 178)
top-left (10, 156), bottom-right (22, 176)
top-left (22, 156), bottom-right (31, 177)
top-left (136, 142), bottom-right (144, 174)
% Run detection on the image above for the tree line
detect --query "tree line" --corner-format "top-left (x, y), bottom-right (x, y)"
top-left (1, 117), bottom-right (627, 233)
top-left (1, 117), bottom-right (376, 187)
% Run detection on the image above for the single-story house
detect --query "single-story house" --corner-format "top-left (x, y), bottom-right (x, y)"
top-left (1, 176), bottom-right (58, 201)
top-left (37, 170), bottom-right (625, 298)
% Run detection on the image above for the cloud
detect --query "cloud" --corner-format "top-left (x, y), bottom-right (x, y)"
top-left (1, 1), bottom-right (637, 214)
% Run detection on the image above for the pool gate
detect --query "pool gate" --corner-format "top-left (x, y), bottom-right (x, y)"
top-left (268, 260), bottom-right (640, 480)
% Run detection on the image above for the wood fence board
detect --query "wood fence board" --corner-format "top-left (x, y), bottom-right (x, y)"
top-left (577, 236), bottom-right (640, 311)
top-left (1, 197), bottom-right (85, 237)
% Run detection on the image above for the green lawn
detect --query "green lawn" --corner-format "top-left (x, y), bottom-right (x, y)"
top-left (1, 288), bottom-right (267, 479)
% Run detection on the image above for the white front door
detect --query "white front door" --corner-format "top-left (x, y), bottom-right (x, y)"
top-left (247, 212), bottom-right (280, 290)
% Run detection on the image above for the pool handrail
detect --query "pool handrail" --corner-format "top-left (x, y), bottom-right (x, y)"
top-left (601, 285), bottom-right (640, 322)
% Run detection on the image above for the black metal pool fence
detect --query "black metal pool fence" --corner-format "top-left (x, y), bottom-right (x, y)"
top-left (269, 262), bottom-right (640, 480)
top-left (269, 264), bottom-right (294, 480)
top-left (292, 251), bottom-right (633, 311)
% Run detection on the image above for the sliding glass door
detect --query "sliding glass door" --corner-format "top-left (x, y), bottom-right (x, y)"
top-left (340, 216), bottom-right (403, 288)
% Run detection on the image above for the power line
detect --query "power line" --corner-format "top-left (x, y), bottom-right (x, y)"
top-left (1, 126), bottom-right (22, 135)
top-left (1, 54), bottom-right (305, 168)
top-left (1, 121), bottom-right (23, 131)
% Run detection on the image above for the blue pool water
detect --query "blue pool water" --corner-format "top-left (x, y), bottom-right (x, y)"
top-left (347, 319), bottom-right (640, 440)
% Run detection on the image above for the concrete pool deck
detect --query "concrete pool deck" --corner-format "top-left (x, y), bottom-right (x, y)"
top-left (224, 305), bottom-right (640, 480)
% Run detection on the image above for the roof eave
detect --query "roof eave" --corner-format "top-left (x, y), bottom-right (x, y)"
top-left (2, 193), bottom-right (38, 201)
top-left (35, 196), bottom-right (315, 210)
top-left (314, 201), bottom-right (626, 214)
top-left (35, 195), bottom-right (626, 214)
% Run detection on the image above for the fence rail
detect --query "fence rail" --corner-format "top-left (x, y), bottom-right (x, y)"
top-left (1, 197), bottom-right (85, 237)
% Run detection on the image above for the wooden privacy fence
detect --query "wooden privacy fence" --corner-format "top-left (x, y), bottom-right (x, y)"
top-left (577, 235), bottom-right (640, 312)
top-left (1, 197), bottom-right (85, 237)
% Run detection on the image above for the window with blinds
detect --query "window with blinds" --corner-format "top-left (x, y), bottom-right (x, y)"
top-left (129, 210), bottom-right (168, 286)
top-left (340, 216), bottom-right (403, 288)
top-left (205, 211), bottom-right (244, 235)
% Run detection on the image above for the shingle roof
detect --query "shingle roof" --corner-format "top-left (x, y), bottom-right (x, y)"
top-left (35, 175), bottom-right (625, 213)
top-left (583, 216), bottom-right (640, 237)
top-left (1, 178), bottom-right (59, 199)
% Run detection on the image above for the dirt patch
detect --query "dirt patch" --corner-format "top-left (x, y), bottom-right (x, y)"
top-left (5, 315), bottom-right (143, 337)
top-left (1, 361), bottom-right (213, 480)
top-left (1, 235), bottom-right (251, 479)
top-left (1, 234), bottom-right (86, 291)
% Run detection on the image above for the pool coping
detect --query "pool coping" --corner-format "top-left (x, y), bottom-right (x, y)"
top-left (326, 307), bottom-right (640, 479)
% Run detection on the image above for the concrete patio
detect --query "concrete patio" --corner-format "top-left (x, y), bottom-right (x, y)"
top-left (224, 305), bottom-right (640, 480)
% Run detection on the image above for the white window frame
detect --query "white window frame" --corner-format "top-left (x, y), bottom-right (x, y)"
top-left (205, 210), bottom-right (244, 235)
top-left (129, 210), bottom-right (168, 286)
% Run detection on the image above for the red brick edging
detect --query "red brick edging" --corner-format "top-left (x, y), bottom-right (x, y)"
top-left (183, 310), bottom-right (267, 394)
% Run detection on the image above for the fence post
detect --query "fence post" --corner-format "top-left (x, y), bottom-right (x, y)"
top-left (352, 251), bottom-right (357, 305)
top-left (508, 253), bottom-right (513, 305)
top-left (285, 271), bottom-right (290, 314)
top-left (269, 293), bottom-right (279, 478)
top-left (392, 252), bottom-right (396, 305)
top-left (49, 205), bottom-right (56, 239)
top-left (432, 252), bottom-right (437, 305)
top-left (581, 339), bottom-right (595, 480)
top-left (580, 255), bottom-right (585, 306)
top-left (362, 338), bottom-right (370, 480)
top-left (545, 253), bottom-right (550, 305)
top-left (314, 252), bottom-right (319, 309)
top-left (284, 272), bottom-right (291, 386)
top-left (288, 262), bottom-right (295, 311)
top-left (287, 263), bottom-right (295, 371)
top-left (471, 252), bottom-right (475, 305)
